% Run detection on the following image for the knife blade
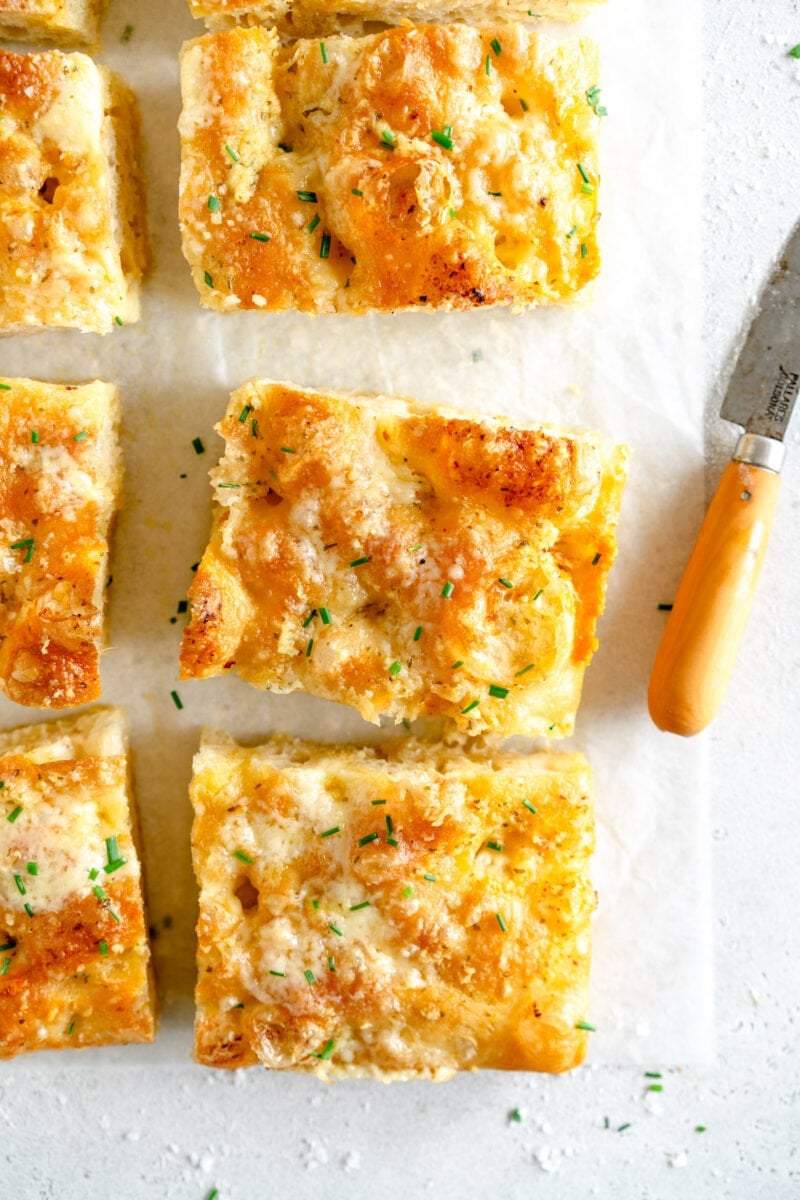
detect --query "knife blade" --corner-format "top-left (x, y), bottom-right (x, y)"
top-left (648, 220), bottom-right (800, 736)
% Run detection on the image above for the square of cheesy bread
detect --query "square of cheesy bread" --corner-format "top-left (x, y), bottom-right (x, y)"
top-left (0, 50), bottom-right (149, 335)
top-left (180, 381), bottom-right (628, 737)
top-left (179, 25), bottom-right (601, 315)
top-left (0, 377), bottom-right (122, 709)
top-left (187, 0), bottom-right (604, 36)
top-left (0, 707), bottom-right (155, 1059)
top-left (0, 1), bottom-right (108, 49)
top-left (191, 732), bottom-right (595, 1079)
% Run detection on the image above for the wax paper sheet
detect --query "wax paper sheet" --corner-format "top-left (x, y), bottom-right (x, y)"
top-left (0, 0), bottom-right (709, 1070)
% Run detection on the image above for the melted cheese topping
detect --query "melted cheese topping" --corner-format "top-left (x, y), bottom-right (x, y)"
top-left (181, 381), bottom-right (628, 737)
top-left (0, 377), bottom-right (122, 709)
top-left (191, 731), bottom-right (595, 1079)
top-left (189, 0), bottom-right (604, 39)
top-left (0, 49), bottom-right (147, 334)
top-left (179, 25), bottom-right (601, 315)
top-left (0, 707), bottom-right (154, 1059)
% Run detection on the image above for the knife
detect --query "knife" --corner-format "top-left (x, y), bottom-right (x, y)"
top-left (648, 221), bottom-right (800, 736)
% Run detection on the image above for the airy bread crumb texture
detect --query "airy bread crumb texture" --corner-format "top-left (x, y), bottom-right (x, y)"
top-left (191, 730), bottom-right (595, 1079)
top-left (0, 48), bottom-right (149, 334)
top-left (180, 380), bottom-right (628, 737)
top-left (0, 707), bottom-right (156, 1060)
top-left (179, 25), bottom-right (601, 315)
top-left (0, 377), bottom-right (122, 709)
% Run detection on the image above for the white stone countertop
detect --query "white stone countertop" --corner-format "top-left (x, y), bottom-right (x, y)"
top-left (3, 3), bottom-right (800, 1197)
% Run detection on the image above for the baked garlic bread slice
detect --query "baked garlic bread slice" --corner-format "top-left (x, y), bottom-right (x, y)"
top-left (0, 378), bottom-right (122, 710)
top-left (0, 0), bottom-right (108, 49)
top-left (180, 381), bottom-right (628, 738)
top-left (179, 25), bottom-right (601, 315)
top-left (0, 707), bottom-right (155, 1059)
top-left (0, 50), bottom-right (149, 335)
top-left (191, 731), bottom-right (595, 1079)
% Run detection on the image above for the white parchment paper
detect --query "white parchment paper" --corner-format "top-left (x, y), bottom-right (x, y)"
top-left (0, 0), bottom-right (709, 1069)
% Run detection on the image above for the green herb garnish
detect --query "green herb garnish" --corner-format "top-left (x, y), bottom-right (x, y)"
top-left (441, 580), bottom-right (455, 598)
top-left (329, 923), bottom-right (343, 936)
top-left (496, 912), bottom-right (507, 932)
top-left (225, 144), bottom-right (240, 162)
top-left (488, 684), bottom-right (509, 699)
top-left (461, 699), bottom-right (480, 715)
top-left (576, 1020), bottom-right (596, 1032)
top-left (358, 832), bottom-right (379, 846)
top-left (297, 190), bottom-right (317, 203)
top-left (319, 607), bottom-right (332, 624)
top-left (389, 661), bottom-right (402, 677)
top-left (320, 42), bottom-right (328, 63)
top-left (349, 900), bottom-right (371, 911)
top-left (432, 129), bottom-right (454, 151)
top-left (349, 556), bottom-right (371, 567)
top-left (7, 806), bottom-right (22, 823)
top-left (522, 799), bottom-right (537, 814)
top-left (233, 850), bottom-right (254, 864)
top-left (207, 195), bottom-right (220, 212)
top-left (171, 690), bottom-right (183, 710)
top-left (320, 826), bottom-right (340, 838)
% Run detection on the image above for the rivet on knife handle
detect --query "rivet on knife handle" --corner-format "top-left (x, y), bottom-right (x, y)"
top-left (648, 435), bottom-right (782, 737)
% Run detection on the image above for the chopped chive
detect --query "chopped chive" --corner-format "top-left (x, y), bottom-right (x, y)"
top-left (695, 1125), bottom-right (707, 1133)
top-left (26, 861), bottom-right (38, 875)
top-left (297, 190), bottom-right (317, 203)
top-left (402, 885), bottom-right (414, 898)
top-left (24, 903), bottom-right (33, 918)
top-left (207, 195), bottom-right (220, 213)
top-left (385, 814), bottom-right (394, 837)
top-left (204, 271), bottom-right (214, 287)
top-left (11, 538), bottom-right (35, 563)
top-left (328, 955), bottom-right (335, 971)
top-left (413, 625), bottom-right (423, 641)
top-left (0, 959), bottom-right (9, 976)
top-left (389, 661), bottom-right (402, 677)
top-left (432, 129), bottom-right (454, 151)
top-left (31, 430), bottom-right (39, 444)
top-left (66, 1018), bottom-right (76, 1036)
top-left (577, 162), bottom-right (591, 184)
top-left (92, 885), bottom-right (106, 900)
top-left (519, 98), bottom-right (529, 112)
top-left (485, 54), bottom-right (492, 75)
top-left (206, 1192), bottom-right (219, 1200)
top-left (217, 482), bottom-right (240, 488)
top-left (441, 580), bottom-right (455, 598)
top-left (349, 900), bottom-right (371, 911)
top-left (371, 799), bottom-right (387, 806)
top-left (658, 603), bottom-right (674, 611)
top-left (617, 1123), bottom-right (632, 1133)
top-left (567, 225), bottom-right (578, 239)
top-left (329, 923), bottom-right (343, 936)
top-left (498, 578), bottom-right (514, 589)
top-left (320, 41), bottom-right (328, 62)
top-left (238, 405), bottom-right (251, 423)
top-left (349, 556), bottom-right (371, 567)
top-left (319, 607), bottom-right (332, 624)
top-left (576, 1020), bottom-right (596, 1032)
top-left (486, 841), bottom-right (502, 852)
top-left (303, 609), bottom-right (317, 627)
top-left (170, 690), bottom-right (183, 710)
top-left (592, 552), bottom-right (602, 565)
top-left (120, 23), bottom-right (133, 41)
top-left (13, 874), bottom-right (25, 896)
top-left (320, 826), bottom-right (340, 838)
top-left (490, 37), bottom-right (502, 56)
top-left (488, 190), bottom-right (502, 197)
top-left (647, 1084), bottom-right (663, 1093)
top-left (106, 836), bottom-right (120, 863)
top-left (225, 144), bottom-right (240, 162)
top-left (104, 859), bottom-right (126, 875)
top-left (269, 969), bottom-right (285, 977)
top-left (250, 231), bottom-right (271, 242)
top-left (88, 867), bottom-right (99, 881)
top-left (0, 941), bottom-right (15, 952)
top-left (320, 233), bottom-right (331, 259)
top-left (306, 637), bottom-right (314, 657)
top-left (423, 874), bottom-right (437, 882)
top-left (581, 243), bottom-right (589, 259)
top-left (509, 1108), bottom-right (522, 1123)
top-left (314, 1038), bottom-right (335, 1060)
top-left (99, 939), bottom-right (108, 956)
top-left (515, 664), bottom-right (535, 677)
top-left (461, 699), bottom-right (480, 715)
top-left (496, 912), bottom-right (507, 932)
top-left (409, 543), bottom-right (423, 552)
top-left (790, 44), bottom-right (800, 58)
top-left (489, 684), bottom-right (510, 699)
top-left (233, 850), bottom-right (254, 864)
top-left (280, 446), bottom-right (296, 454)
top-left (452, 660), bottom-right (464, 670)
top-left (522, 799), bottom-right (538, 814)
top-left (177, 600), bottom-right (188, 614)
top-left (358, 832), bottom-right (379, 846)
top-left (380, 129), bottom-right (396, 149)
top-left (351, 188), bottom-right (363, 196)
top-left (0, 383), bottom-right (10, 391)
top-left (644, 1071), bottom-right (662, 1079)
top-left (312, 899), bottom-right (320, 910)
top-left (386, 837), bottom-right (399, 847)
top-left (7, 806), bottom-right (22, 823)
top-left (114, 315), bottom-right (124, 326)
top-left (307, 213), bottom-right (321, 233)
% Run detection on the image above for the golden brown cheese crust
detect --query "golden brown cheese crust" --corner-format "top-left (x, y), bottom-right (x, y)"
top-left (179, 25), bottom-right (600, 315)
top-left (0, 377), bottom-right (122, 709)
top-left (0, 708), bottom-right (155, 1058)
top-left (192, 731), bottom-right (595, 1079)
top-left (0, 50), bottom-right (149, 335)
top-left (0, 0), bottom-right (107, 49)
top-left (180, 381), bottom-right (628, 737)
top-left (188, 0), bottom-right (604, 39)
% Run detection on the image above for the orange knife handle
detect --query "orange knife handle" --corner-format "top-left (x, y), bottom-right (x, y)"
top-left (648, 449), bottom-right (782, 737)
